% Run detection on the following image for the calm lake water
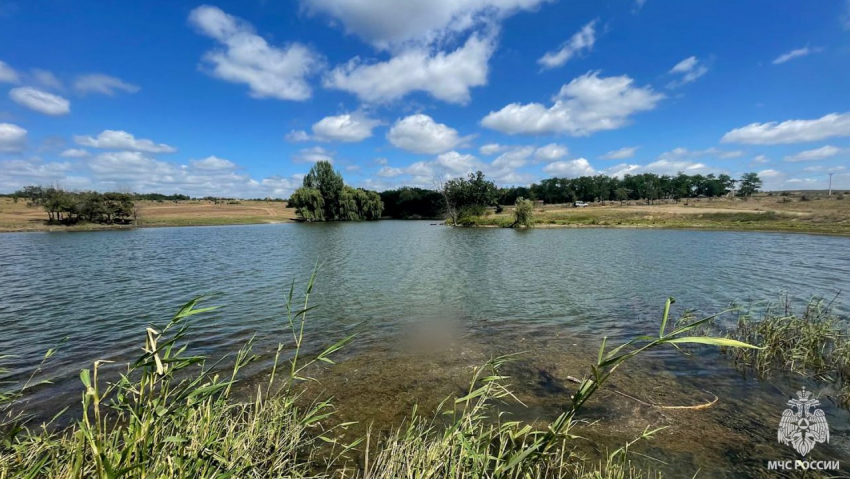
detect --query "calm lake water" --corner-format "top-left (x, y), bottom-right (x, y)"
top-left (2, 222), bottom-right (849, 477)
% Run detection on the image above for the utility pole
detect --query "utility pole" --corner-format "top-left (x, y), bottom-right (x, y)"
top-left (829, 172), bottom-right (833, 197)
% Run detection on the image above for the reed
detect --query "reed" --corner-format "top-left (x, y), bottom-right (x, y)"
top-left (1, 278), bottom-right (755, 478)
top-left (725, 295), bottom-right (850, 403)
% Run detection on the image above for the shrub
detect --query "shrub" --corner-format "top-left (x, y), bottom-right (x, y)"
top-left (512, 197), bottom-right (534, 228)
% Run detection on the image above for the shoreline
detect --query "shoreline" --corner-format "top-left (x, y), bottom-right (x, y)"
top-left (0, 218), bottom-right (294, 234)
top-left (2, 216), bottom-right (849, 237)
top-left (462, 221), bottom-right (850, 237)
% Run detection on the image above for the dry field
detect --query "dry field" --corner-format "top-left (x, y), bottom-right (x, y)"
top-left (0, 198), bottom-right (297, 232)
top-left (473, 192), bottom-right (850, 235)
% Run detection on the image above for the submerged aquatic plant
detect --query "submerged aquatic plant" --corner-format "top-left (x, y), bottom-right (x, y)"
top-left (725, 294), bottom-right (850, 403)
top-left (0, 280), bottom-right (755, 478)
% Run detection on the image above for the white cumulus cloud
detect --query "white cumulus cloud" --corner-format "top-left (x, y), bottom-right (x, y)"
top-left (190, 156), bottom-right (237, 170)
top-left (721, 113), bottom-right (850, 144)
top-left (293, 146), bottom-right (335, 163)
top-left (60, 148), bottom-right (90, 158)
top-left (481, 71), bottom-right (663, 136)
top-left (784, 145), bottom-right (842, 162)
top-left (387, 114), bottom-right (468, 154)
top-left (74, 130), bottom-right (177, 153)
top-left (479, 143), bottom-right (507, 155)
top-left (492, 146), bottom-right (534, 168)
top-left (542, 158), bottom-right (596, 177)
top-left (436, 150), bottom-right (482, 173)
top-left (538, 19), bottom-right (597, 70)
top-left (9, 87), bottom-right (70, 115)
top-left (0, 123), bottom-right (27, 153)
top-left (534, 143), bottom-right (568, 161)
top-left (300, 0), bottom-right (550, 49)
top-left (189, 5), bottom-right (321, 101)
top-left (311, 113), bottom-right (380, 142)
top-left (74, 74), bottom-right (140, 95)
top-left (324, 33), bottom-right (494, 104)
top-left (601, 146), bottom-right (638, 159)
top-left (0, 59), bottom-right (19, 83)
top-left (285, 130), bottom-right (311, 142)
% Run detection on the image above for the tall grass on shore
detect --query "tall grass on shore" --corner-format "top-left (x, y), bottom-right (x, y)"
top-left (724, 295), bottom-right (850, 403)
top-left (1, 279), bottom-right (755, 478)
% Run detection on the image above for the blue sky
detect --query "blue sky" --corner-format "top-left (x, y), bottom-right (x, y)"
top-left (1, 0), bottom-right (849, 197)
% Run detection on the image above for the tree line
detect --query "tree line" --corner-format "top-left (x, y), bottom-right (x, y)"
top-left (288, 161), bottom-right (383, 221)
top-left (499, 172), bottom-right (761, 206)
top-left (13, 186), bottom-right (136, 224)
top-left (378, 171), bottom-right (763, 222)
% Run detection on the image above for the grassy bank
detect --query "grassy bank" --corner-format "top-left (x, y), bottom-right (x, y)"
top-left (0, 198), bottom-right (297, 232)
top-left (466, 193), bottom-right (850, 235)
top-left (1, 273), bottom-right (757, 478)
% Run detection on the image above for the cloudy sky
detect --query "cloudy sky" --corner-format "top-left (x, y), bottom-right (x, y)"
top-left (1, 0), bottom-right (849, 197)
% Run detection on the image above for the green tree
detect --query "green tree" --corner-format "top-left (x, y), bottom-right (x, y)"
top-left (614, 187), bottom-right (630, 205)
top-left (738, 172), bottom-right (762, 197)
top-left (512, 197), bottom-right (534, 228)
top-left (289, 161), bottom-right (383, 221)
top-left (288, 187), bottom-right (325, 221)
top-left (302, 161), bottom-right (345, 220)
top-left (443, 171), bottom-right (497, 223)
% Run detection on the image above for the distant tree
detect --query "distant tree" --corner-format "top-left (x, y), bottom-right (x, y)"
top-left (443, 171), bottom-right (497, 223)
top-left (738, 172), bottom-right (762, 197)
top-left (302, 161), bottom-right (345, 220)
top-left (614, 187), bottom-right (630, 205)
top-left (288, 187), bottom-right (325, 221)
top-left (379, 187), bottom-right (443, 219)
top-left (289, 161), bottom-right (382, 221)
top-left (512, 197), bottom-right (534, 228)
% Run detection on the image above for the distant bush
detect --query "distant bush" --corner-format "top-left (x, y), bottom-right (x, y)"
top-left (13, 186), bottom-right (135, 225)
top-left (512, 197), bottom-right (534, 228)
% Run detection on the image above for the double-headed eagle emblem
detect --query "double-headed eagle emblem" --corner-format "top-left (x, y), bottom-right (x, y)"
top-left (777, 388), bottom-right (829, 456)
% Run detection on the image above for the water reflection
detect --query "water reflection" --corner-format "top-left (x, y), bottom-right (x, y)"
top-left (1, 222), bottom-right (849, 476)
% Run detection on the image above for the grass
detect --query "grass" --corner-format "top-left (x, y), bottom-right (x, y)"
top-left (722, 295), bottom-right (850, 403)
top-left (466, 193), bottom-right (850, 235)
top-left (0, 274), bottom-right (758, 478)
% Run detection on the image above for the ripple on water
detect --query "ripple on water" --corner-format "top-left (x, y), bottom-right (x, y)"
top-left (1, 223), bottom-right (849, 475)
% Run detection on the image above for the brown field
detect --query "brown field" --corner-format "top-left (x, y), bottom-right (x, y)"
top-left (0, 198), bottom-right (297, 233)
top-left (472, 191), bottom-right (850, 235)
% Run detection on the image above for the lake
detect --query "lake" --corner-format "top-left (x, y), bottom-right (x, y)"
top-left (1, 222), bottom-right (849, 477)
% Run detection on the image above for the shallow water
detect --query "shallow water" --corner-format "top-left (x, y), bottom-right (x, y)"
top-left (1, 222), bottom-right (849, 476)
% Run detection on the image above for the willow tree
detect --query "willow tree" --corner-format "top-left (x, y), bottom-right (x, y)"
top-left (289, 161), bottom-right (383, 221)
top-left (288, 187), bottom-right (325, 221)
top-left (303, 161), bottom-right (344, 220)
